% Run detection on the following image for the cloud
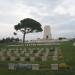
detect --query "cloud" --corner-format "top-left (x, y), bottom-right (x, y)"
top-left (0, 0), bottom-right (75, 39)
top-left (52, 0), bottom-right (75, 16)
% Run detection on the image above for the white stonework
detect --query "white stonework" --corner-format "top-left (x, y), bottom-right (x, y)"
top-left (1, 56), bottom-right (6, 61)
top-left (16, 53), bottom-right (20, 57)
top-left (52, 48), bottom-right (58, 61)
top-left (25, 53), bottom-right (29, 57)
top-left (43, 25), bottom-right (52, 40)
top-left (21, 51), bottom-right (25, 54)
top-left (0, 52), bottom-right (4, 56)
top-left (10, 56), bottom-right (16, 61)
top-left (52, 56), bottom-right (58, 61)
top-left (20, 57), bottom-right (25, 62)
top-left (32, 64), bottom-right (39, 70)
top-left (51, 64), bottom-right (58, 70)
top-left (8, 63), bottom-right (15, 70)
top-left (30, 57), bottom-right (35, 62)
top-left (42, 56), bottom-right (47, 61)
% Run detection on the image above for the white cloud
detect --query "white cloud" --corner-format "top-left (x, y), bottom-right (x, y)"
top-left (53, 5), bottom-right (67, 15)
top-left (52, 0), bottom-right (75, 16)
top-left (0, 0), bottom-right (75, 39)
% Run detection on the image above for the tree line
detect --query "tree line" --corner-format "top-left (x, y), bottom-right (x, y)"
top-left (0, 37), bottom-right (20, 43)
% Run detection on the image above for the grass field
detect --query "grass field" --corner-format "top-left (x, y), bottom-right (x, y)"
top-left (0, 41), bottom-right (75, 75)
top-left (60, 41), bottom-right (75, 72)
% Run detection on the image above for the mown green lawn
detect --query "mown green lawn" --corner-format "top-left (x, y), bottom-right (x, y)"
top-left (59, 41), bottom-right (75, 74)
top-left (0, 68), bottom-right (74, 75)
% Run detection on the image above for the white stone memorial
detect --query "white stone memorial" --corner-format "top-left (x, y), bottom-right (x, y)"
top-left (43, 25), bottom-right (52, 40)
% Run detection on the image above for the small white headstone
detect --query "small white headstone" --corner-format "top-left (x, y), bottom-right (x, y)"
top-left (32, 64), bottom-right (39, 70)
top-left (14, 51), bottom-right (18, 54)
top-left (51, 64), bottom-right (58, 70)
top-left (1, 56), bottom-right (6, 61)
top-left (73, 42), bottom-right (75, 46)
top-left (16, 53), bottom-right (20, 57)
top-left (52, 56), bottom-right (58, 61)
top-left (21, 51), bottom-right (24, 54)
top-left (20, 57), bottom-right (25, 62)
top-left (25, 53), bottom-right (29, 57)
top-left (8, 63), bottom-right (15, 70)
top-left (7, 52), bottom-right (11, 56)
top-left (30, 57), bottom-right (35, 62)
top-left (30, 50), bottom-right (33, 54)
top-left (1, 49), bottom-right (6, 52)
top-left (10, 56), bottom-right (15, 61)
top-left (0, 52), bottom-right (4, 56)
top-left (42, 56), bottom-right (47, 61)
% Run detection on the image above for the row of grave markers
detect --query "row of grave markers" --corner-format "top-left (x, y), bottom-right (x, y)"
top-left (8, 63), bottom-right (58, 71)
top-left (0, 48), bottom-right (53, 62)
top-left (0, 47), bottom-right (59, 70)
top-left (52, 48), bottom-right (58, 61)
top-left (8, 42), bottom-right (60, 47)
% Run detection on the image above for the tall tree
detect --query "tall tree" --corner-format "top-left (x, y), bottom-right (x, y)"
top-left (14, 18), bottom-right (42, 44)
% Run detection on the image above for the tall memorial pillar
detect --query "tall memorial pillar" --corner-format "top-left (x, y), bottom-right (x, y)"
top-left (43, 25), bottom-right (52, 40)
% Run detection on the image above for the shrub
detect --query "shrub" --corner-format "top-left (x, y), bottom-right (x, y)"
top-left (59, 63), bottom-right (70, 70)
top-left (59, 56), bottom-right (64, 60)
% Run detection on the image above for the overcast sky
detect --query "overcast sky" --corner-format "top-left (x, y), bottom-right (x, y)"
top-left (0, 0), bottom-right (75, 40)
